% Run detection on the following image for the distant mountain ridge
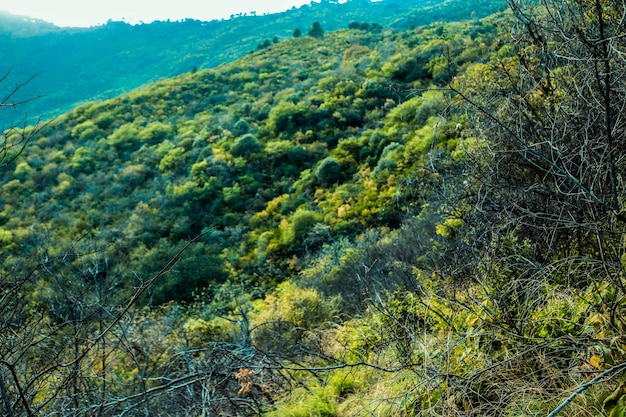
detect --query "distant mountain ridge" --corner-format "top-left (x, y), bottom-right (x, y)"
top-left (0, 0), bottom-right (504, 126)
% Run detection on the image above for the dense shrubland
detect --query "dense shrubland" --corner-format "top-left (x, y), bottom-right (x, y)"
top-left (0, 0), bottom-right (505, 125)
top-left (3, 1), bottom-right (626, 415)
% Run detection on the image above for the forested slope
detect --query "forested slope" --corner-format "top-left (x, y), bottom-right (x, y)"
top-left (3, 18), bottom-right (490, 303)
top-left (2, 0), bottom-right (626, 415)
top-left (0, 0), bottom-right (505, 126)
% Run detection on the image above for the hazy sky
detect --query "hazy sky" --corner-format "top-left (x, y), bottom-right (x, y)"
top-left (0, 0), bottom-right (319, 27)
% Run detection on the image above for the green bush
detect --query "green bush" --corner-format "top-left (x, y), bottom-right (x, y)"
top-left (159, 147), bottom-right (186, 172)
top-left (230, 134), bottom-right (261, 157)
top-left (232, 119), bottom-right (250, 135)
top-left (139, 240), bottom-right (227, 305)
top-left (282, 209), bottom-right (323, 247)
top-left (315, 157), bottom-right (341, 186)
top-left (71, 120), bottom-right (102, 141)
top-left (372, 157), bottom-right (397, 182)
top-left (308, 21), bottom-right (324, 39)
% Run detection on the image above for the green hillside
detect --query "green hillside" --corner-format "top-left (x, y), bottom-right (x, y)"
top-left (3, 0), bottom-right (626, 416)
top-left (0, 0), bottom-right (505, 126)
top-left (3, 20), bottom-right (475, 301)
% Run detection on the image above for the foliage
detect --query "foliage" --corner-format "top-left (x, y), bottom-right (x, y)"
top-left (308, 21), bottom-right (325, 39)
top-left (315, 157), bottom-right (341, 186)
top-left (251, 281), bottom-right (340, 353)
top-left (7, 3), bottom-right (626, 417)
top-left (0, 0), bottom-right (505, 126)
top-left (230, 133), bottom-right (261, 158)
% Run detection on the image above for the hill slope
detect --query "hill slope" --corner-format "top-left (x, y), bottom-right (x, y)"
top-left (3, 19), bottom-right (496, 300)
top-left (0, 0), bottom-right (504, 126)
top-left (5, 2), bottom-right (626, 416)
top-left (0, 13), bottom-right (507, 413)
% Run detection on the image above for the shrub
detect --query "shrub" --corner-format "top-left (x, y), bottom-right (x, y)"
top-left (308, 21), bottom-right (324, 39)
top-left (232, 119), bottom-right (250, 135)
top-left (268, 101), bottom-right (307, 133)
top-left (315, 157), bottom-right (341, 186)
top-left (141, 240), bottom-right (227, 304)
top-left (190, 160), bottom-right (209, 186)
top-left (372, 157), bottom-right (397, 182)
top-left (230, 134), bottom-right (261, 158)
top-left (282, 209), bottom-right (323, 247)
top-left (14, 162), bottom-right (34, 179)
top-left (252, 281), bottom-right (339, 351)
top-left (137, 121), bottom-right (172, 143)
top-left (69, 147), bottom-right (96, 173)
top-left (71, 120), bottom-right (102, 141)
top-left (108, 123), bottom-right (150, 150)
top-left (159, 147), bottom-right (186, 172)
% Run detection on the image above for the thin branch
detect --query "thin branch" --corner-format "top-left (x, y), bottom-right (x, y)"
top-left (65, 230), bottom-right (213, 368)
top-left (450, 86), bottom-right (612, 210)
top-left (30, 231), bottom-right (213, 413)
top-left (547, 360), bottom-right (626, 417)
top-left (1, 72), bottom-right (43, 108)
top-left (0, 361), bottom-right (35, 416)
top-left (262, 360), bottom-right (422, 373)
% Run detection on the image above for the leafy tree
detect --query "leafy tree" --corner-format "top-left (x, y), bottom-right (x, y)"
top-left (158, 147), bottom-right (186, 172)
top-left (308, 21), bottom-right (324, 39)
top-left (315, 156), bottom-right (341, 185)
top-left (232, 119), bottom-right (250, 135)
top-left (282, 209), bottom-right (323, 248)
top-left (251, 281), bottom-right (339, 352)
top-left (257, 39), bottom-right (272, 50)
top-left (140, 239), bottom-right (227, 304)
top-left (293, 28), bottom-right (302, 38)
top-left (230, 133), bottom-right (261, 158)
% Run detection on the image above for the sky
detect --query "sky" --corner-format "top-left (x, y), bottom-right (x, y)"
top-left (0, 0), bottom-right (318, 27)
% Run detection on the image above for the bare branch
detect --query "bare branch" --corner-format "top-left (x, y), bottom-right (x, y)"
top-left (547, 361), bottom-right (626, 417)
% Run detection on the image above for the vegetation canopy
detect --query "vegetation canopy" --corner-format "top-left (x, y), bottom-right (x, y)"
top-left (4, 0), bottom-right (626, 415)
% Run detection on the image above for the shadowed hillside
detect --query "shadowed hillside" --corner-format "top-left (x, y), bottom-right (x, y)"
top-left (0, 0), bottom-right (504, 126)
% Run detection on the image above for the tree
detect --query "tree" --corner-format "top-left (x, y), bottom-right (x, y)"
top-left (280, 208), bottom-right (324, 249)
top-left (230, 133), bottom-right (261, 158)
top-left (293, 28), bottom-right (302, 38)
top-left (308, 21), bottom-right (324, 39)
top-left (445, 0), bottom-right (626, 414)
top-left (453, 0), bottom-right (626, 276)
top-left (315, 157), bottom-right (341, 186)
top-left (257, 39), bottom-right (272, 50)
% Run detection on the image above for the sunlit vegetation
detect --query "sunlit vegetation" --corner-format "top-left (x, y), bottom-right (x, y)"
top-left (5, 21), bottom-right (476, 290)
top-left (4, 0), bottom-right (626, 415)
top-left (0, 0), bottom-right (504, 125)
